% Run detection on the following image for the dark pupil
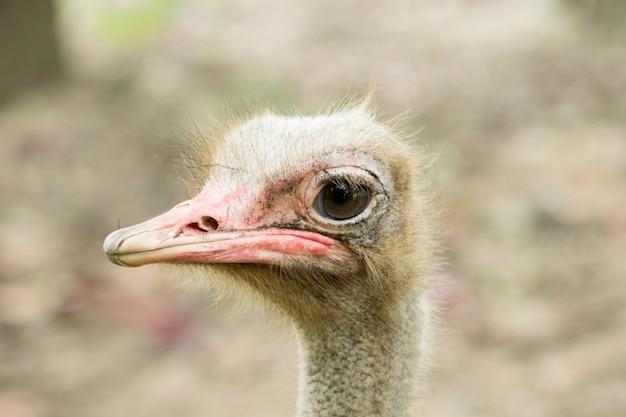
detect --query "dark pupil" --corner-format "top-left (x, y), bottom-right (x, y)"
top-left (317, 181), bottom-right (370, 220)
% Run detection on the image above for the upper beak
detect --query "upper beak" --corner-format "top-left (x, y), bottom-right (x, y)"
top-left (103, 194), bottom-right (352, 268)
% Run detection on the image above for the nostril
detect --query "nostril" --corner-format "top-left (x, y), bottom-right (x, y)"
top-left (182, 216), bottom-right (219, 236)
top-left (198, 216), bottom-right (219, 231)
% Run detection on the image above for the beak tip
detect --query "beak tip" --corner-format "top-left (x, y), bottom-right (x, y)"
top-left (103, 230), bottom-right (128, 266)
top-left (103, 228), bottom-right (125, 252)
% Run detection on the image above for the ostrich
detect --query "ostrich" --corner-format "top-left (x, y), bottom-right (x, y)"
top-left (103, 98), bottom-right (439, 417)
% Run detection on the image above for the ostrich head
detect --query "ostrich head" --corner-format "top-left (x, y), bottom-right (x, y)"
top-left (104, 99), bottom-right (439, 416)
top-left (105, 101), bottom-right (435, 323)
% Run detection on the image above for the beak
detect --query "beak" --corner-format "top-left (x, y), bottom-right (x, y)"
top-left (103, 193), bottom-right (352, 268)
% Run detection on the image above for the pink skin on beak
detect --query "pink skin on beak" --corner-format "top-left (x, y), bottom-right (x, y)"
top-left (103, 186), bottom-right (352, 268)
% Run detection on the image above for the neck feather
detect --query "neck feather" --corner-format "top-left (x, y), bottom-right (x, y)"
top-left (293, 288), bottom-right (432, 417)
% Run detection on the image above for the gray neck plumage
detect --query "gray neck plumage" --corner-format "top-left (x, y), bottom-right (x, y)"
top-left (293, 289), bottom-right (431, 417)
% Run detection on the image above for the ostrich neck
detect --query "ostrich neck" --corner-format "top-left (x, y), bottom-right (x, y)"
top-left (293, 290), bottom-right (429, 417)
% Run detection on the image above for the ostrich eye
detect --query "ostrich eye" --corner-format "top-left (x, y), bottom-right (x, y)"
top-left (313, 180), bottom-right (371, 220)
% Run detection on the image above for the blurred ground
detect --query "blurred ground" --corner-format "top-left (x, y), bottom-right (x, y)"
top-left (1, 0), bottom-right (625, 416)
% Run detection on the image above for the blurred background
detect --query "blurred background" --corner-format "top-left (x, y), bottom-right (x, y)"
top-left (1, 0), bottom-right (625, 416)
